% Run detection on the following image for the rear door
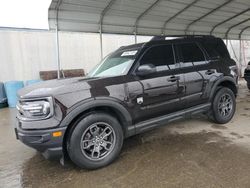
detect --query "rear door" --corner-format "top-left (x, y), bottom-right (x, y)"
top-left (176, 42), bottom-right (210, 108)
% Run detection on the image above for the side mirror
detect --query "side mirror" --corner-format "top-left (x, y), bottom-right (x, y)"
top-left (248, 61), bottom-right (250, 66)
top-left (136, 64), bottom-right (156, 76)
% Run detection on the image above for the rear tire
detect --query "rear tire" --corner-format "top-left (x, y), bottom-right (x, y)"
top-left (67, 113), bottom-right (123, 169)
top-left (211, 87), bottom-right (236, 124)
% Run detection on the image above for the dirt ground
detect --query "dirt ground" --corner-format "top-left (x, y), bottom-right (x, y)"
top-left (1, 80), bottom-right (250, 188)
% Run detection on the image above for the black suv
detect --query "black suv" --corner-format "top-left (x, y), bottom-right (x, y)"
top-left (15, 35), bottom-right (238, 169)
top-left (244, 61), bottom-right (250, 89)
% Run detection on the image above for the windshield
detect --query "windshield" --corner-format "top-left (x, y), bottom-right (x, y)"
top-left (88, 49), bottom-right (138, 77)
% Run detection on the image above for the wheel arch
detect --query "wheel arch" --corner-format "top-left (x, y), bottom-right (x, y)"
top-left (60, 98), bottom-right (134, 160)
top-left (209, 76), bottom-right (237, 101)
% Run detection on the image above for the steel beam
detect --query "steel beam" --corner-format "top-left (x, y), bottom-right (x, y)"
top-left (99, 0), bottom-right (117, 28)
top-left (239, 39), bottom-right (242, 76)
top-left (99, 0), bottom-right (117, 58)
top-left (161, 0), bottom-right (199, 35)
top-left (239, 26), bottom-right (250, 39)
top-left (210, 8), bottom-right (250, 35)
top-left (134, 32), bottom-right (137, 44)
top-left (55, 0), bottom-right (63, 79)
top-left (225, 18), bottom-right (250, 39)
top-left (134, 0), bottom-right (161, 43)
top-left (185, 0), bottom-right (233, 34)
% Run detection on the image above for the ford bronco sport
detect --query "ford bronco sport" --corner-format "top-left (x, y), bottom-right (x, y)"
top-left (15, 35), bottom-right (238, 169)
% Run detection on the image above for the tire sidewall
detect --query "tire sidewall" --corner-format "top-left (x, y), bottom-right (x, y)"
top-left (212, 87), bottom-right (236, 124)
top-left (68, 113), bottom-right (124, 169)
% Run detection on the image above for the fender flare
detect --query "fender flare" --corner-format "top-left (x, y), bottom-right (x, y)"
top-left (59, 97), bottom-right (134, 137)
top-left (209, 76), bottom-right (237, 101)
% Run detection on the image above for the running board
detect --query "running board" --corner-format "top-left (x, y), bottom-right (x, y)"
top-left (135, 103), bottom-right (211, 134)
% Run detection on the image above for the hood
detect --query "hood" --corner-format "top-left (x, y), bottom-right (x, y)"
top-left (18, 77), bottom-right (99, 99)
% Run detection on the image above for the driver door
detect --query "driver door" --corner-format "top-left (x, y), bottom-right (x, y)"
top-left (134, 44), bottom-right (185, 122)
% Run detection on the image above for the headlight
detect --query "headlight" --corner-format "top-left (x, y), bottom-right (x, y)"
top-left (16, 97), bottom-right (54, 121)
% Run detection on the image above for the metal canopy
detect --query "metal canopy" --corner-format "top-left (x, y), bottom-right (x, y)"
top-left (49, 0), bottom-right (250, 40)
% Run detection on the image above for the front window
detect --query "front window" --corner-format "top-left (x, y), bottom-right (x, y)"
top-left (88, 49), bottom-right (138, 77)
top-left (140, 45), bottom-right (176, 71)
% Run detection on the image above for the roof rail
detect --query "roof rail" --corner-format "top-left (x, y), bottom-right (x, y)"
top-left (150, 35), bottom-right (215, 41)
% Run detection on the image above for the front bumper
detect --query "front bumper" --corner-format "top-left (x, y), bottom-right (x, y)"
top-left (15, 122), bottom-right (66, 159)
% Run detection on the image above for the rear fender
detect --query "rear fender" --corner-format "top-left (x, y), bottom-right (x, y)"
top-left (209, 76), bottom-right (237, 101)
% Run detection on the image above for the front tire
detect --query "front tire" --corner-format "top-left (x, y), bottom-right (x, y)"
top-left (67, 113), bottom-right (124, 169)
top-left (211, 87), bottom-right (236, 124)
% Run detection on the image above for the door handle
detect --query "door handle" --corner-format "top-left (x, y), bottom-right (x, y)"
top-left (205, 69), bottom-right (215, 75)
top-left (167, 76), bottom-right (180, 82)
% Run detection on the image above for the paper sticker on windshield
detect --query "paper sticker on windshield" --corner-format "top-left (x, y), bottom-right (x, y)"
top-left (121, 50), bottom-right (137, 56)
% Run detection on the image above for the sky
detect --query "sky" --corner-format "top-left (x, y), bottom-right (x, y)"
top-left (0, 0), bottom-right (52, 29)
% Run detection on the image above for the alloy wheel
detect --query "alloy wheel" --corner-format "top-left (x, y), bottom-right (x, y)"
top-left (80, 122), bottom-right (116, 161)
top-left (218, 93), bottom-right (233, 117)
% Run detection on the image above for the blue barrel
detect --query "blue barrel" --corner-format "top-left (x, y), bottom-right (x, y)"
top-left (26, 79), bottom-right (41, 86)
top-left (4, 81), bottom-right (24, 107)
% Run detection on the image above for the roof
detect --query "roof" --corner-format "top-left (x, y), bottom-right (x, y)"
top-left (113, 35), bottom-right (221, 52)
top-left (48, 0), bottom-right (250, 40)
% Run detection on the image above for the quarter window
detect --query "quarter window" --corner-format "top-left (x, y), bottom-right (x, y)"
top-left (201, 39), bottom-right (230, 59)
top-left (140, 45), bottom-right (176, 72)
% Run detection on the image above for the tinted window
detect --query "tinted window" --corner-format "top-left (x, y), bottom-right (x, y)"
top-left (202, 42), bottom-right (220, 58)
top-left (202, 39), bottom-right (230, 59)
top-left (178, 43), bottom-right (205, 66)
top-left (140, 45), bottom-right (175, 72)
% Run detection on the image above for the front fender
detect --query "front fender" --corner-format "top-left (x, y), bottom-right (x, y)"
top-left (59, 97), bottom-right (134, 137)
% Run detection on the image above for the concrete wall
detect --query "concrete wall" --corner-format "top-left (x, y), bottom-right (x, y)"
top-left (0, 30), bottom-right (249, 82)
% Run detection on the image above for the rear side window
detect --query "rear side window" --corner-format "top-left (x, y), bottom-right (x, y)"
top-left (202, 39), bottom-right (230, 59)
top-left (140, 45), bottom-right (176, 71)
top-left (177, 43), bottom-right (205, 67)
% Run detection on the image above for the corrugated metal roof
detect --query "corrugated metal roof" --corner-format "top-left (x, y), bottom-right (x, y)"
top-left (48, 0), bottom-right (250, 39)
